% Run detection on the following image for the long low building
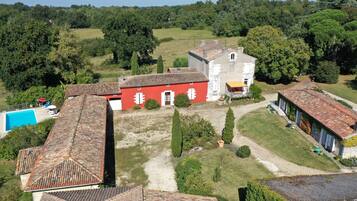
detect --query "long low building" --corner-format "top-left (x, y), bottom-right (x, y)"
top-left (16, 95), bottom-right (108, 201)
top-left (278, 89), bottom-right (357, 158)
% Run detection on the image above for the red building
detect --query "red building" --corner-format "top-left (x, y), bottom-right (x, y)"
top-left (119, 72), bottom-right (208, 110)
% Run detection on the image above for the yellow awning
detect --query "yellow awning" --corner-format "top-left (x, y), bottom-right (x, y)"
top-left (226, 81), bottom-right (246, 88)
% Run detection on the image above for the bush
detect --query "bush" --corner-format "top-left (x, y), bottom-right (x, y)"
top-left (157, 55), bottom-right (164, 74)
top-left (0, 119), bottom-right (54, 160)
top-left (212, 166), bottom-right (221, 182)
top-left (340, 157), bottom-right (357, 167)
top-left (222, 107), bottom-right (235, 144)
top-left (174, 94), bottom-right (191, 108)
top-left (79, 38), bottom-right (109, 57)
top-left (184, 172), bottom-right (213, 196)
top-left (314, 61), bottom-right (340, 84)
top-left (181, 115), bottom-right (217, 151)
top-left (6, 86), bottom-right (65, 107)
top-left (246, 181), bottom-right (286, 201)
top-left (176, 158), bottom-right (202, 192)
top-left (144, 99), bottom-right (160, 110)
top-left (132, 105), bottom-right (141, 110)
top-left (171, 109), bottom-right (183, 157)
top-left (173, 57), bottom-right (188, 67)
top-left (236, 145), bottom-right (251, 158)
top-left (250, 84), bottom-right (262, 99)
top-left (137, 65), bottom-right (153, 75)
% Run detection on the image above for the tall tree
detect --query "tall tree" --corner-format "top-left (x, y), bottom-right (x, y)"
top-left (131, 52), bottom-right (139, 75)
top-left (0, 18), bottom-right (57, 91)
top-left (171, 109), bottom-right (183, 157)
top-left (157, 55), bottom-right (164, 73)
top-left (222, 107), bottom-right (235, 144)
top-left (240, 25), bottom-right (311, 83)
top-left (102, 11), bottom-right (158, 67)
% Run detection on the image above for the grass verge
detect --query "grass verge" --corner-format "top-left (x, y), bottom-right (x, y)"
top-left (318, 75), bottom-right (357, 104)
top-left (238, 109), bottom-right (340, 172)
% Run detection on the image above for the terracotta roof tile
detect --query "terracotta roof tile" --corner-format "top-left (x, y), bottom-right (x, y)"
top-left (279, 89), bottom-right (357, 139)
top-left (144, 189), bottom-right (218, 201)
top-left (119, 72), bottom-right (208, 88)
top-left (65, 82), bottom-right (120, 98)
top-left (15, 146), bottom-right (42, 175)
top-left (25, 95), bottom-right (108, 191)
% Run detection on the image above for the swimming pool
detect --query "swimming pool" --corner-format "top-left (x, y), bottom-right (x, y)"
top-left (5, 109), bottom-right (37, 132)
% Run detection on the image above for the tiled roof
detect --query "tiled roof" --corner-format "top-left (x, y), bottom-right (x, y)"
top-left (40, 186), bottom-right (218, 201)
top-left (279, 89), bottom-right (357, 139)
top-left (15, 146), bottom-right (42, 175)
top-left (119, 72), bottom-right (208, 88)
top-left (189, 40), bottom-right (255, 62)
top-left (25, 95), bottom-right (108, 191)
top-left (167, 67), bottom-right (197, 73)
top-left (65, 82), bottom-right (120, 98)
top-left (262, 173), bottom-right (357, 201)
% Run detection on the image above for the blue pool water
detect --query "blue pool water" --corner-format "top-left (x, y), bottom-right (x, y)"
top-left (5, 109), bottom-right (37, 131)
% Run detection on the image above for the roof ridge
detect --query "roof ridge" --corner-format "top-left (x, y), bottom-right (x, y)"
top-left (304, 89), bottom-right (357, 121)
top-left (68, 157), bottom-right (102, 182)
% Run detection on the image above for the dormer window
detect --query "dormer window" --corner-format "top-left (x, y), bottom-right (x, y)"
top-left (230, 53), bottom-right (236, 62)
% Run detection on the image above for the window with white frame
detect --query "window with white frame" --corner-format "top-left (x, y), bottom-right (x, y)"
top-left (134, 92), bottom-right (145, 104)
top-left (187, 88), bottom-right (196, 100)
top-left (229, 53), bottom-right (236, 61)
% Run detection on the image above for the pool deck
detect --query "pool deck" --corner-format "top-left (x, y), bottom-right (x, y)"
top-left (0, 107), bottom-right (52, 139)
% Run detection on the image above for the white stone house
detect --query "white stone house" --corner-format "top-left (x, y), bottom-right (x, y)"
top-left (188, 40), bottom-right (256, 101)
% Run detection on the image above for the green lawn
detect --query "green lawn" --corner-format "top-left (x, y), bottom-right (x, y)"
top-left (318, 75), bottom-right (357, 104)
top-left (189, 148), bottom-right (274, 201)
top-left (238, 109), bottom-right (340, 172)
top-left (71, 28), bottom-right (104, 40)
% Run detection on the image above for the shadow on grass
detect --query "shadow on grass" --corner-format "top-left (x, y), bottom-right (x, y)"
top-left (346, 79), bottom-right (357, 90)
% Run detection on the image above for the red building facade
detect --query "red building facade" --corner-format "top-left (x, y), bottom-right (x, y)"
top-left (119, 73), bottom-right (208, 110)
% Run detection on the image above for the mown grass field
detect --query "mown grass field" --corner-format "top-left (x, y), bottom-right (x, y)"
top-left (318, 75), bottom-right (357, 103)
top-left (189, 148), bottom-right (274, 201)
top-left (71, 28), bottom-right (103, 40)
top-left (238, 109), bottom-right (340, 172)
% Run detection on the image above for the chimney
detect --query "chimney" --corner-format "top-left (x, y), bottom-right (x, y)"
top-left (237, 47), bottom-right (244, 54)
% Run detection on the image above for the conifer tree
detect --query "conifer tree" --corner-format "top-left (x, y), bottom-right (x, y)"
top-left (222, 107), bottom-right (235, 144)
top-left (157, 55), bottom-right (164, 73)
top-left (171, 109), bottom-right (183, 157)
top-left (131, 51), bottom-right (139, 75)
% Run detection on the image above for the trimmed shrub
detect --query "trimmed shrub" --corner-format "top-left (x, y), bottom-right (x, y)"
top-left (246, 181), bottom-right (286, 201)
top-left (181, 115), bottom-right (217, 151)
top-left (174, 94), bottom-right (191, 108)
top-left (132, 105), bottom-right (141, 110)
top-left (157, 55), bottom-right (164, 73)
top-left (0, 119), bottom-right (55, 160)
top-left (131, 52), bottom-right (139, 75)
top-left (236, 145), bottom-right (251, 158)
top-left (340, 157), bottom-right (357, 167)
top-left (212, 166), bottom-right (221, 182)
top-left (314, 61), bottom-right (340, 84)
top-left (184, 172), bottom-right (213, 196)
top-left (173, 57), bottom-right (188, 67)
top-left (222, 107), bottom-right (235, 144)
top-left (250, 84), bottom-right (263, 99)
top-left (144, 99), bottom-right (160, 110)
top-left (171, 109), bottom-right (183, 157)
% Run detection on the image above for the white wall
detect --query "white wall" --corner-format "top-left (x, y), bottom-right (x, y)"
top-left (341, 146), bottom-right (357, 159)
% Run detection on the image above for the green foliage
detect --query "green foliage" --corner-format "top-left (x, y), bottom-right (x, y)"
top-left (246, 181), bottom-right (286, 201)
top-left (344, 20), bottom-right (357, 31)
top-left (212, 166), bottom-right (221, 182)
top-left (340, 157), bottom-right (357, 167)
top-left (18, 192), bottom-right (33, 201)
top-left (0, 18), bottom-right (57, 91)
top-left (144, 99), bottom-right (160, 110)
top-left (102, 11), bottom-right (157, 66)
top-left (132, 105), bottom-right (141, 110)
top-left (236, 145), bottom-right (251, 158)
top-left (336, 99), bottom-right (353, 109)
top-left (342, 136), bottom-right (357, 147)
top-left (131, 52), bottom-right (139, 75)
top-left (306, 9), bottom-right (348, 25)
top-left (174, 94), bottom-right (191, 108)
top-left (0, 160), bottom-right (15, 186)
top-left (173, 57), bottom-right (189, 68)
top-left (158, 37), bottom-right (174, 43)
top-left (250, 85), bottom-right (262, 99)
top-left (0, 119), bottom-right (54, 160)
top-left (171, 109), bottom-right (183, 157)
top-left (79, 38), bottom-right (109, 57)
top-left (240, 26), bottom-right (311, 83)
top-left (222, 107), bottom-right (235, 144)
top-left (175, 157), bottom-right (212, 196)
top-left (181, 114), bottom-right (217, 151)
top-left (213, 12), bottom-right (240, 37)
top-left (314, 61), bottom-right (340, 84)
top-left (137, 65), bottom-right (153, 75)
top-left (6, 86), bottom-right (64, 107)
top-left (157, 55), bottom-right (164, 73)
top-left (0, 177), bottom-right (23, 201)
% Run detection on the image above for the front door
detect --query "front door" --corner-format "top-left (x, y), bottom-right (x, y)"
top-left (165, 92), bottom-right (171, 106)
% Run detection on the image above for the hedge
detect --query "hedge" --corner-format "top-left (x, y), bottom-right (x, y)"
top-left (0, 119), bottom-right (55, 160)
top-left (340, 157), bottom-right (357, 167)
top-left (144, 99), bottom-right (160, 110)
top-left (246, 181), bottom-right (286, 201)
top-left (174, 94), bottom-right (191, 108)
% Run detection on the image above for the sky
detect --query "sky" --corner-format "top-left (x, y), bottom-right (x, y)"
top-left (0, 0), bottom-right (210, 7)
